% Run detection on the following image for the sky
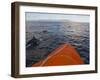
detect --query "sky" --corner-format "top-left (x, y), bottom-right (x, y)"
top-left (25, 12), bottom-right (90, 23)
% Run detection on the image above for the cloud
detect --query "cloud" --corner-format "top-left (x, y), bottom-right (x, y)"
top-left (26, 12), bottom-right (90, 22)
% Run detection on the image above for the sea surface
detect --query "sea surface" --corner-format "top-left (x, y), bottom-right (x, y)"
top-left (26, 20), bottom-right (89, 67)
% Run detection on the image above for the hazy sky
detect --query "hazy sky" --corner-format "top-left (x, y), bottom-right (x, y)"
top-left (25, 12), bottom-right (90, 22)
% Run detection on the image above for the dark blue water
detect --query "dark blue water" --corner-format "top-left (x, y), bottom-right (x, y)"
top-left (26, 21), bottom-right (89, 67)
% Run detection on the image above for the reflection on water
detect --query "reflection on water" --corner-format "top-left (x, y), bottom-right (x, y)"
top-left (26, 21), bottom-right (89, 67)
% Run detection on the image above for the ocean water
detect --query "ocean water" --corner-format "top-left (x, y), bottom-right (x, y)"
top-left (26, 21), bottom-right (89, 67)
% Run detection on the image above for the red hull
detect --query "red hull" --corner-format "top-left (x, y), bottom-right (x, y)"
top-left (32, 43), bottom-right (84, 67)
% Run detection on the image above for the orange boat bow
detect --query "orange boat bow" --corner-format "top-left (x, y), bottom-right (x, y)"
top-left (32, 43), bottom-right (84, 67)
